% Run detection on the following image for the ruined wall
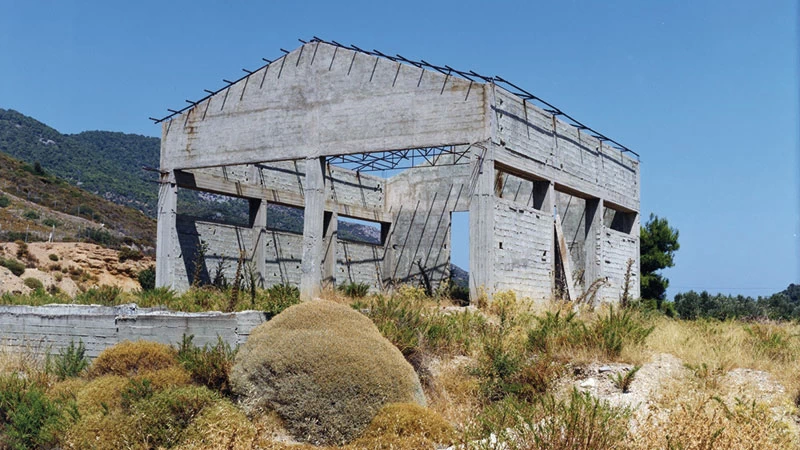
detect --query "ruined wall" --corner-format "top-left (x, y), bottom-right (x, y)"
top-left (384, 164), bottom-right (472, 288)
top-left (175, 218), bottom-right (254, 291)
top-left (0, 305), bottom-right (266, 359)
top-left (336, 241), bottom-right (384, 288)
top-left (603, 227), bottom-right (640, 300)
top-left (160, 42), bottom-right (488, 170)
top-left (493, 198), bottom-right (553, 301)
top-left (492, 88), bottom-right (639, 212)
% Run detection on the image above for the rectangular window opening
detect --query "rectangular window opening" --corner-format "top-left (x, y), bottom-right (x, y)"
top-left (603, 207), bottom-right (636, 234)
top-left (449, 211), bottom-right (470, 303)
top-left (177, 189), bottom-right (250, 227)
top-left (267, 203), bottom-right (305, 235)
top-left (337, 215), bottom-right (385, 245)
top-left (494, 167), bottom-right (550, 212)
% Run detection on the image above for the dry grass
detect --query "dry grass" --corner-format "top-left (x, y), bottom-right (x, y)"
top-left (631, 375), bottom-right (797, 449)
top-left (644, 317), bottom-right (800, 402)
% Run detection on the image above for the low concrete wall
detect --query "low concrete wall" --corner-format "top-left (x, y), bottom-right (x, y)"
top-left (0, 304), bottom-right (268, 358)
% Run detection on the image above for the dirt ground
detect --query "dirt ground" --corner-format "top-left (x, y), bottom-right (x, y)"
top-left (0, 242), bottom-right (153, 295)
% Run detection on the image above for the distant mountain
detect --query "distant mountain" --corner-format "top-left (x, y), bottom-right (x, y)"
top-left (0, 109), bottom-right (160, 215)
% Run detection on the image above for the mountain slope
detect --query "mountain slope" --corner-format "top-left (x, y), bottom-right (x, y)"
top-left (0, 152), bottom-right (155, 246)
top-left (0, 109), bottom-right (160, 215)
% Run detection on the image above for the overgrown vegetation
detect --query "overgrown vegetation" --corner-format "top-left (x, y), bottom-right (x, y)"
top-left (1, 282), bottom-right (799, 449)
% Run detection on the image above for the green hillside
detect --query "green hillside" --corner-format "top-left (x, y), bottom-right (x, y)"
top-left (0, 109), bottom-right (160, 215)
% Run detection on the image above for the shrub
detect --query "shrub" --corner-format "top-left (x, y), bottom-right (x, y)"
top-left (23, 277), bottom-right (44, 291)
top-left (231, 300), bottom-right (425, 445)
top-left (47, 339), bottom-right (90, 380)
top-left (89, 340), bottom-right (179, 378)
top-left (177, 334), bottom-right (237, 396)
top-left (126, 385), bottom-right (219, 448)
top-left (341, 281), bottom-right (370, 298)
top-left (591, 306), bottom-right (653, 358)
top-left (527, 310), bottom-right (588, 356)
top-left (351, 402), bottom-right (455, 448)
top-left (118, 247), bottom-right (143, 263)
top-left (137, 265), bottom-right (156, 291)
top-left (0, 374), bottom-right (75, 450)
top-left (177, 399), bottom-right (257, 449)
top-left (609, 366), bottom-right (640, 393)
top-left (75, 285), bottom-right (122, 306)
top-left (0, 195), bottom-right (9, 208)
top-left (48, 253), bottom-right (59, 261)
top-left (23, 209), bottom-right (40, 220)
top-left (470, 389), bottom-right (630, 449)
top-left (0, 257), bottom-right (26, 276)
top-left (261, 283), bottom-right (300, 316)
top-left (42, 218), bottom-right (61, 227)
top-left (14, 240), bottom-right (28, 259)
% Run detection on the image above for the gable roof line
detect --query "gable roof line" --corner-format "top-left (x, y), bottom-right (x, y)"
top-left (151, 37), bottom-right (638, 159)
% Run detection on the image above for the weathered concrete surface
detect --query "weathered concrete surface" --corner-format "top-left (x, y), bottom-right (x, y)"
top-left (0, 304), bottom-right (267, 358)
top-left (157, 41), bottom-right (641, 304)
top-left (160, 42), bottom-right (488, 171)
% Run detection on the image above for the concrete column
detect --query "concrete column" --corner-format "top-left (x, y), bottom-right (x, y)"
top-left (469, 145), bottom-right (495, 302)
top-left (248, 199), bottom-right (267, 288)
top-left (322, 211), bottom-right (338, 288)
top-left (584, 198), bottom-right (604, 296)
top-left (300, 157), bottom-right (325, 300)
top-left (156, 171), bottom-right (178, 289)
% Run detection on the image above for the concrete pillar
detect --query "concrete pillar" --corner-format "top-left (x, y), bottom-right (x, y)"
top-left (322, 211), bottom-right (338, 288)
top-left (584, 198), bottom-right (604, 296)
top-left (469, 145), bottom-right (495, 302)
top-left (300, 157), bottom-right (325, 300)
top-left (248, 199), bottom-right (267, 288)
top-left (156, 171), bottom-right (178, 289)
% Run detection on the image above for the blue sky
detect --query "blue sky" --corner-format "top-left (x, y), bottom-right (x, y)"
top-left (1, 1), bottom-right (797, 298)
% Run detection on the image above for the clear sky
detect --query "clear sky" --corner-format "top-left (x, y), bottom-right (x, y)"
top-left (1, 0), bottom-right (797, 298)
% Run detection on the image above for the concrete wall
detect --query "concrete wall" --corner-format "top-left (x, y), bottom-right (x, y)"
top-left (493, 198), bottom-right (553, 301)
top-left (603, 227), bottom-right (640, 300)
top-left (492, 88), bottom-right (639, 212)
top-left (384, 163), bottom-right (473, 288)
top-left (0, 304), bottom-right (266, 359)
top-left (161, 42), bottom-right (488, 170)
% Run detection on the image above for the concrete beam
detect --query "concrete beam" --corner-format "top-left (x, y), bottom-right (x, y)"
top-left (300, 157), bottom-right (325, 300)
top-left (469, 144), bottom-right (496, 301)
top-left (584, 198), bottom-right (604, 299)
top-left (156, 171), bottom-right (178, 289)
top-left (174, 169), bottom-right (389, 223)
top-left (249, 199), bottom-right (267, 288)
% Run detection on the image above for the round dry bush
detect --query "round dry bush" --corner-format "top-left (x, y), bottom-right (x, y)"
top-left (75, 375), bottom-right (129, 415)
top-left (231, 300), bottom-right (426, 446)
top-left (89, 340), bottom-right (178, 378)
top-left (357, 402), bottom-right (454, 443)
top-left (133, 366), bottom-right (192, 391)
top-left (175, 400), bottom-right (257, 450)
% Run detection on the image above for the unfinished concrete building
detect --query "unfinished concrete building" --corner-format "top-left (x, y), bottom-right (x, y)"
top-left (154, 38), bottom-right (641, 303)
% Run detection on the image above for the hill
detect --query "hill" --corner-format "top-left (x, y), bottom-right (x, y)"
top-left (0, 152), bottom-right (155, 246)
top-left (0, 109), bottom-right (161, 215)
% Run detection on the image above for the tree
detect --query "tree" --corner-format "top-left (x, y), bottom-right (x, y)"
top-left (640, 213), bottom-right (679, 304)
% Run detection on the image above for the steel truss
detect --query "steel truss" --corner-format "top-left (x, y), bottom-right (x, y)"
top-left (326, 145), bottom-right (471, 173)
